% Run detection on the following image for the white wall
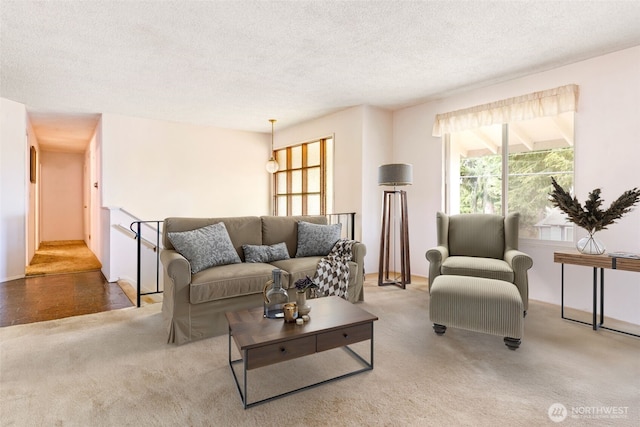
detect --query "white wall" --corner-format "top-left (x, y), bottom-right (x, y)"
top-left (392, 46), bottom-right (640, 324)
top-left (98, 114), bottom-right (272, 282)
top-left (39, 150), bottom-right (84, 241)
top-left (362, 106), bottom-right (394, 274)
top-left (90, 119), bottom-right (102, 259)
top-left (100, 113), bottom-right (271, 220)
top-left (0, 98), bottom-right (27, 282)
top-left (101, 207), bottom-right (163, 290)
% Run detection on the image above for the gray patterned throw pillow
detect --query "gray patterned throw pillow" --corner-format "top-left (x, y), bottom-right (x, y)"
top-left (295, 221), bottom-right (342, 257)
top-left (242, 242), bottom-right (290, 263)
top-left (167, 222), bottom-right (241, 273)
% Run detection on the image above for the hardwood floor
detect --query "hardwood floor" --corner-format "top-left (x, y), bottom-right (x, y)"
top-left (0, 271), bottom-right (133, 327)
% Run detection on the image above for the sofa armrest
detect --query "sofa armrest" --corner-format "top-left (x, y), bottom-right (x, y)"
top-left (504, 249), bottom-right (533, 311)
top-left (160, 249), bottom-right (192, 302)
top-left (160, 249), bottom-right (195, 344)
top-left (426, 246), bottom-right (449, 289)
top-left (161, 249), bottom-right (192, 285)
top-left (350, 242), bottom-right (367, 302)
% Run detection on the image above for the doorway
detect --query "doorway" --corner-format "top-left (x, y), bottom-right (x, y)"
top-left (26, 112), bottom-right (102, 275)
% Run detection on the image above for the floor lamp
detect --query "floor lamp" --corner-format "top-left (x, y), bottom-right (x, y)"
top-left (378, 163), bottom-right (412, 288)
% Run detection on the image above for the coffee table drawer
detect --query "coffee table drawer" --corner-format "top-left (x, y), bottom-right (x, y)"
top-left (246, 335), bottom-right (316, 370)
top-left (317, 323), bottom-right (372, 352)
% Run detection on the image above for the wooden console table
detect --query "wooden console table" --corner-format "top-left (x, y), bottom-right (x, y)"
top-left (554, 250), bottom-right (640, 337)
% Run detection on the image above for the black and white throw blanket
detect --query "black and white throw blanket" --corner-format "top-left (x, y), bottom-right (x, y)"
top-left (314, 239), bottom-right (356, 300)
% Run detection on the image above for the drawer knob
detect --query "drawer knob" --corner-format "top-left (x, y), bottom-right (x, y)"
top-left (343, 333), bottom-right (349, 338)
top-left (280, 347), bottom-right (287, 353)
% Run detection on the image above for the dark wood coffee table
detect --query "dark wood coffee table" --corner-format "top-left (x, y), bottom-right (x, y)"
top-left (225, 296), bottom-right (378, 408)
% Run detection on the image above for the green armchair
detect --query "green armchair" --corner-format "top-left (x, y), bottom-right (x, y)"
top-left (425, 212), bottom-right (533, 314)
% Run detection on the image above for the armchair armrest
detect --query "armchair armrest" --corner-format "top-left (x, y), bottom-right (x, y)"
top-left (504, 249), bottom-right (533, 311)
top-left (426, 245), bottom-right (449, 289)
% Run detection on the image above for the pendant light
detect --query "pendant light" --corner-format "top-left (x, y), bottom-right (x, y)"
top-left (266, 119), bottom-right (279, 173)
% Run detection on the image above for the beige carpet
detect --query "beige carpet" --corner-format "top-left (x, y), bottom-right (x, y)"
top-left (26, 240), bottom-right (102, 276)
top-left (1, 279), bottom-right (638, 426)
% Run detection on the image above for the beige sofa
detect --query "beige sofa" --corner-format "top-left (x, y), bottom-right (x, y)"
top-left (161, 215), bottom-right (366, 345)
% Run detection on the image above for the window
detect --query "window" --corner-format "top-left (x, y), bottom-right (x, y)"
top-left (448, 114), bottom-right (574, 240)
top-left (436, 85), bottom-right (578, 242)
top-left (273, 137), bottom-right (333, 216)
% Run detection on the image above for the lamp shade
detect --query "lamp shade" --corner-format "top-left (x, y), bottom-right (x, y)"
top-left (266, 157), bottom-right (279, 173)
top-left (378, 163), bottom-right (413, 186)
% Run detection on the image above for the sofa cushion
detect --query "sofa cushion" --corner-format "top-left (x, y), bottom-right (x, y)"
top-left (261, 215), bottom-right (328, 258)
top-left (163, 216), bottom-right (262, 259)
top-left (441, 256), bottom-right (514, 283)
top-left (295, 221), bottom-right (342, 257)
top-left (242, 242), bottom-right (290, 263)
top-left (167, 223), bottom-right (241, 274)
top-left (270, 256), bottom-right (323, 288)
top-left (190, 262), bottom-right (275, 303)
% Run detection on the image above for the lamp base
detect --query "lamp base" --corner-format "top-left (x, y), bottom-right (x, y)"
top-left (378, 190), bottom-right (411, 289)
top-left (378, 278), bottom-right (410, 288)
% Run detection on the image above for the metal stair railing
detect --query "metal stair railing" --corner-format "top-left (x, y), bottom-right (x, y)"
top-left (326, 212), bottom-right (355, 240)
top-left (130, 220), bottom-right (163, 307)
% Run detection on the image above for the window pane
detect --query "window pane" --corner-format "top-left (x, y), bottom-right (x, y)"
top-left (508, 113), bottom-right (574, 241)
top-left (452, 124), bottom-right (503, 215)
top-left (276, 172), bottom-right (287, 194)
top-left (291, 170), bottom-right (302, 194)
top-left (291, 146), bottom-right (302, 169)
top-left (291, 195), bottom-right (302, 216)
top-left (307, 195), bottom-right (320, 215)
top-left (277, 196), bottom-right (287, 215)
top-left (307, 141), bottom-right (320, 166)
top-left (307, 167), bottom-right (320, 192)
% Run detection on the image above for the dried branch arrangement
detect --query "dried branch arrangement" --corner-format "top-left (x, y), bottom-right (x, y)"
top-left (549, 177), bottom-right (640, 234)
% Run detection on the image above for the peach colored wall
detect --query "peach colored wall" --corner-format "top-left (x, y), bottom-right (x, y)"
top-left (40, 151), bottom-right (84, 241)
top-left (26, 120), bottom-right (39, 262)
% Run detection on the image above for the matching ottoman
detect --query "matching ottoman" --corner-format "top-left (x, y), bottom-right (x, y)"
top-left (429, 275), bottom-right (524, 350)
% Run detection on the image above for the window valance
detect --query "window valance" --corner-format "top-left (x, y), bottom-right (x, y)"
top-left (432, 84), bottom-right (579, 137)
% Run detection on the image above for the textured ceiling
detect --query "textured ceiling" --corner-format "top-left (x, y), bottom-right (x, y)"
top-left (2, 0), bottom-right (640, 152)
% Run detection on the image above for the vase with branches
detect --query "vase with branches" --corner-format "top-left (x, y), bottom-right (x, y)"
top-left (294, 276), bottom-right (317, 315)
top-left (549, 177), bottom-right (640, 254)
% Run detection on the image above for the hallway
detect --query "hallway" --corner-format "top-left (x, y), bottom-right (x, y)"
top-left (26, 240), bottom-right (102, 276)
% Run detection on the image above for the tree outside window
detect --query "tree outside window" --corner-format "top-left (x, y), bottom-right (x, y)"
top-left (449, 112), bottom-right (574, 241)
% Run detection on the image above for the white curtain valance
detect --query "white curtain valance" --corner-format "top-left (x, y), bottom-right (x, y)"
top-left (432, 84), bottom-right (579, 137)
